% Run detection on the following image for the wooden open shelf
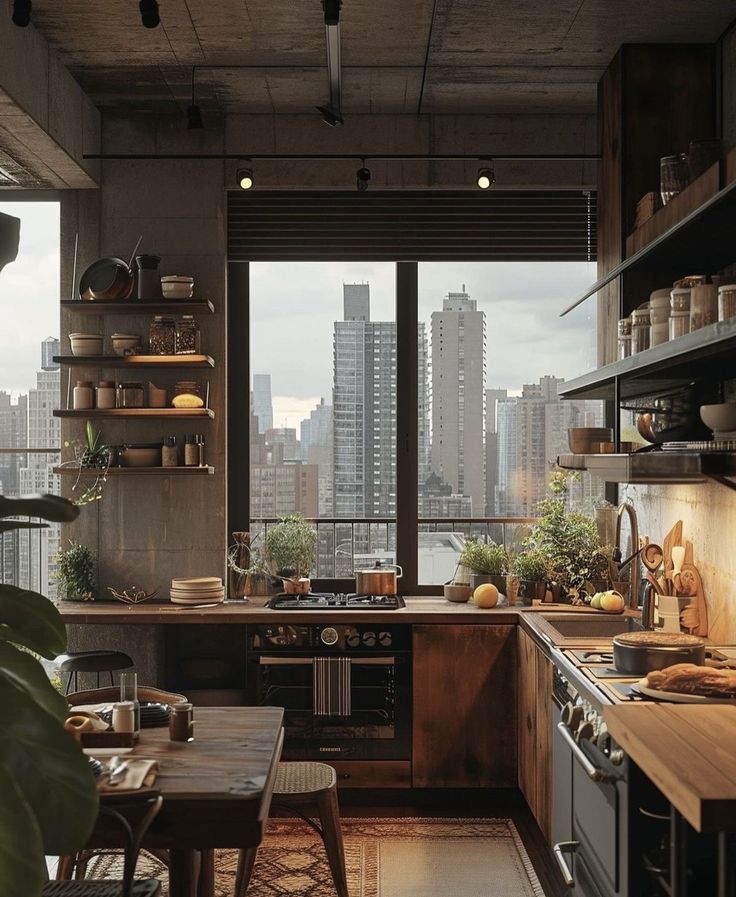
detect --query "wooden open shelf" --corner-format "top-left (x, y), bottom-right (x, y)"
top-left (54, 466), bottom-right (214, 476)
top-left (54, 408), bottom-right (214, 419)
top-left (60, 300), bottom-right (215, 314)
top-left (557, 451), bottom-right (736, 485)
top-left (54, 354), bottom-right (214, 368)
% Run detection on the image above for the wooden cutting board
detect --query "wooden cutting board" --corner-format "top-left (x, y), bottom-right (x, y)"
top-left (662, 520), bottom-right (683, 593)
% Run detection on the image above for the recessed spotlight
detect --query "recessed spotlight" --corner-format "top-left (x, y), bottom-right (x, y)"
top-left (12, 0), bottom-right (31, 26)
top-left (139, 0), bottom-right (160, 28)
top-left (237, 167), bottom-right (254, 190)
top-left (476, 164), bottom-right (495, 190)
top-left (316, 105), bottom-right (344, 127)
top-left (356, 162), bottom-right (371, 192)
top-left (187, 105), bottom-right (203, 130)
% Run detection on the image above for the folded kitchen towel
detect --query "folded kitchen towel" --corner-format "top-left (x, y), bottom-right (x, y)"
top-left (98, 759), bottom-right (158, 793)
top-left (313, 656), bottom-right (351, 717)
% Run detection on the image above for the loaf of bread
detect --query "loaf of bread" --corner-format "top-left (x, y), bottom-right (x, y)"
top-left (645, 663), bottom-right (736, 696)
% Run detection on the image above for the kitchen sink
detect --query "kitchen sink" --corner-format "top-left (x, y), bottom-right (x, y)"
top-left (546, 618), bottom-right (636, 638)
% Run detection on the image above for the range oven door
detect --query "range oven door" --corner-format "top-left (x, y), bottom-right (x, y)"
top-left (247, 652), bottom-right (411, 760)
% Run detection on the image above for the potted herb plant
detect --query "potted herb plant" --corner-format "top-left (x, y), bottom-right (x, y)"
top-left (55, 540), bottom-right (97, 601)
top-left (264, 513), bottom-right (318, 593)
top-left (509, 548), bottom-right (549, 605)
top-left (457, 536), bottom-right (509, 593)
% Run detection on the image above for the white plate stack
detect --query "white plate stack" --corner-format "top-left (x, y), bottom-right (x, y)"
top-left (170, 576), bottom-right (225, 605)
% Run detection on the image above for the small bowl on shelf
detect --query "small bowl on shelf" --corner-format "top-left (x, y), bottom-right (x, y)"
top-left (69, 333), bottom-right (103, 356)
top-left (568, 427), bottom-right (613, 454)
top-left (111, 333), bottom-right (141, 356)
top-left (700, 402), bottom-right (736, 435)
top-left (118, 444), bottom-right (162, 468)
top-left (161, 276), bottom-right (194, 300)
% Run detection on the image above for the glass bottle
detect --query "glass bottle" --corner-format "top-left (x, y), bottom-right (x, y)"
top-left (119, 671), bottom-right (140, 736)
top-left (162, 436), bottom-right (178, 467)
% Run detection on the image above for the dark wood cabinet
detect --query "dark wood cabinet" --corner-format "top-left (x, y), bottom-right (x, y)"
top-left (412, 624), bottom-right (516, 788)
top-left (517, 627), bottom-right (552, 838)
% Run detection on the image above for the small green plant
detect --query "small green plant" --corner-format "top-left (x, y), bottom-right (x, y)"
top-left (264, 514), bottom-right (318, 578)
top-left (511, 548), bottom-right (549, 582)
top-left (62, 421), bottom-right (113, 505)
top-left (458, 537), bottom-right (509, 575)
top-left (55, 540), bottom-right (97, 601)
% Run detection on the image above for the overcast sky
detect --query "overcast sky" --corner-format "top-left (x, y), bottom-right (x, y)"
top-left (251, 260), bottom-right (598, 429)
top-left (0, 206), bottom-right (597, 428)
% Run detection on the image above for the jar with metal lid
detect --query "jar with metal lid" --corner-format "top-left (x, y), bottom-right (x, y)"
top-left (670, 287), bottom-right (691, 312)
top-left (669, 310), bottom-right (690, 340)
top-left (631, 305), bottom-right (651, 354)
top-left (175, 315), bottom-right (200, 355)
top-left (162, 436), bottom-right (178, 467)
top-left (116, 382), bottom-right (145, 408)
top-left (95, 380), bottom-right (116, 409)
top-left (617, 317), bottom-right (632, 360)
top-left (148, 315), bottom-right (176, 355)
top-left (689, 283), bottom-right (718, 331)
top-left (660, 153), bottom-right (689, 204)
top-left (718, 284), bottom-right (736, 321)
top-left (73, 380), bottom-right (94, 410)
top-left (169, 702), bottom-right (194, 742)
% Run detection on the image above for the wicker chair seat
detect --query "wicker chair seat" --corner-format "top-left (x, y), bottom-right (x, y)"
top-left (43, 880), bottom-right (160, 896)
top-left (274, 761), bottom-right (337, 798)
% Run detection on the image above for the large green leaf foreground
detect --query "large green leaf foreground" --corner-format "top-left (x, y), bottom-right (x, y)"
top-left (0, 493), bottom-right (98, 897)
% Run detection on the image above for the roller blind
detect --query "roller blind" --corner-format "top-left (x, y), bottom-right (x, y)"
top-left (227, 190), bottom-right (596, 262)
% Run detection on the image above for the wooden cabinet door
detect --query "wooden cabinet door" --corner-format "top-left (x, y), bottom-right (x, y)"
top-left (517, 627), bottom-right (552, 838)
top-left (412, 624), bottom-right (516, 788)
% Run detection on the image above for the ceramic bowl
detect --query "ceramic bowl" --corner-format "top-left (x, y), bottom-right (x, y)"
top-left (161, 278), bottom-right (194, 300)
top-left (111, 333), bottom-right (141, 356)
top-left (444, 583), bottom-right (473, 603)
top-left (700, 402), bottom-right (736, 434)
top-left (118, 444), bottom-right (162, 467)
top-left (69, 333), bottom-right (103, 356)
top-left (568, 427), bottom-right (613, 454)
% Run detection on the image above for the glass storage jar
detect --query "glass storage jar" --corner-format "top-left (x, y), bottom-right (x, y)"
top-left (660, 153), bottom-right (689, 204)
top-left (718, 284), bottom-right (736, 321)
top-left (669, 310), bottom-right (690, 340)
top-left (116, 381), bottom-right (144, 408)
top-left (95, 380), bottom-right (116, 409)
top-left (617, 317), bottom-right (632, 360)
top-left (175, 315), bottom-right (200, 355)
top-left (148, 315), bottom-right (176, 355)
top-left (631, 305), bottom-right (651, 354)
top-left (689, 283), bottom-right (718, 331)
top-left (172, 380), bottom-right (203, 409)
top-left (670, 287), bottom-right (691, 312)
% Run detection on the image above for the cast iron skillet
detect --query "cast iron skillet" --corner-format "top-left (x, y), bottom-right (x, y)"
top-left (79, 257), bottom-right (134, 302)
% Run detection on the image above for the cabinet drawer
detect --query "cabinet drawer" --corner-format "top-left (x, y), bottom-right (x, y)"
top-left (330, 761), bottom-right (412, 788)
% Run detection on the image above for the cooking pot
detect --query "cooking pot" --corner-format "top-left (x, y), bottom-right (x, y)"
top-left (621, 383), bottom-right (714, 444)
top-left (354, 562), bottom-right (403, 596)
top-left (79, 256), bottom-right (135, 302)
top-left (612, 631), bottom-right (705, 675)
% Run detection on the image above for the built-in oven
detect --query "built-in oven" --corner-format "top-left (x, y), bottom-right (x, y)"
top-left (551, 663), bottom-right (629, 897)
top-left (246, 623), bottom-right (411, 761)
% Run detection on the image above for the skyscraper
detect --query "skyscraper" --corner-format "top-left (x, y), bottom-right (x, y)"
top-left (252, 373), bottom-right (273, 433)
top-left (417, 322), bottom-right (431, 489)
top-left (484, 387), bottom-right (507, 515)
top-left (41, 336), bottom-right (60, 371)
top-left (333, 283), bottom-right (396, 518)
top-left (430, 287), bottom-right (486, 515)
top-left (300, 397), bottom-right (333, 516)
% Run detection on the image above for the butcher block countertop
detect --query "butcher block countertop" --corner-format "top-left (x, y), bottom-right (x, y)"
top-left (604, 704), bottom-right (736, 832)
top-left (58, 596), bottom-right (522, 624)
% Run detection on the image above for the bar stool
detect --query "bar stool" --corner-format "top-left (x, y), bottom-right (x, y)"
top-left (56, 650), bottom-right (134, 695)
top-left (235, 762), bottom-right (349, 897)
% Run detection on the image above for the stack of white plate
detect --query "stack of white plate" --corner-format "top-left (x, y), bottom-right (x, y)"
top-left (170, 576), bottom-right (224, 605)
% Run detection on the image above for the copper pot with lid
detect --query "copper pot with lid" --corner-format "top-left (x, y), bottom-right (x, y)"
top-left (354, 561), bottom-right (403, 596)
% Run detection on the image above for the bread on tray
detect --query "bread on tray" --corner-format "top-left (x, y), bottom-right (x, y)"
top-left (644, 663), bottom-right (736, 697)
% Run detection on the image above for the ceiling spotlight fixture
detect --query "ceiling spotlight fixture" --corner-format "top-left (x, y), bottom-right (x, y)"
top-left (187, 69), bottom-right (203, 130)
top-left (476, 162), bottom-right (495, 190)
top-left (12, 0), bottom-right (31, 27)
top-left (237, 167), bottom-right (254, 190)
top-left (139, 0), bottom-right (160, 28)
top-left (316, 104), bottom-right (344, 127)
top-left (356, 160), bottom-right (371, 192)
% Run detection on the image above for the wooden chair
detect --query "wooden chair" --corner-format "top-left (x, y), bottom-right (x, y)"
top-left (66, 686), bottom-right (188, 707)
top-left (46, 792), bottom-right (163, 897)
top-left (56, 650), bottom-right (134, 695)
top-left (235, 762), bottom-right (349, 897)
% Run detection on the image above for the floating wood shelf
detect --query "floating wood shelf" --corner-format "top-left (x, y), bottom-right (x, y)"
top-left (558, 316), bottom-right (736, 400)
top-left (54, 466), bottom-right (214, 476)
top-left (557, 451), bottom-right (736, 486)
top-left (54, 354), bottom-right (214, 368)
top-left (54, 408), bottom-right (214, 419)
top-left (60, 300), bottom-right (215, 314)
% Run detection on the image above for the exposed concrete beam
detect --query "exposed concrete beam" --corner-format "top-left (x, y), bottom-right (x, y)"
top-left (0, 12), bottom-right (100, 188)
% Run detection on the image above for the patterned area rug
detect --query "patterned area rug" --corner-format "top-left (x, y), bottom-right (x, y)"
top-left (87, 817), bottom-right (546, 897)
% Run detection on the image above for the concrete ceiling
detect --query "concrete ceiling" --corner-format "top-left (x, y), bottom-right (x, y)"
top-left (27, 1), bottom-right (736, 116)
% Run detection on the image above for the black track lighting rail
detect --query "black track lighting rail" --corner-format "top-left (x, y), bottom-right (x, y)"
top-left (84, 152), bottom-right (600, 161)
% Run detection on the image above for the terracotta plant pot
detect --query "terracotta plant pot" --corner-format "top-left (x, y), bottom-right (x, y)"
top-left (282, 577), bottom-right (311, 595)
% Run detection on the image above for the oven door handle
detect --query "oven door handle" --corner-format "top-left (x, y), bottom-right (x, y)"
top-left (556, 722), bottom-right (617, 784)
top-left (552, 841), bottom-right (578, 887)
top-left (258, 656), bottom-right (396, 665)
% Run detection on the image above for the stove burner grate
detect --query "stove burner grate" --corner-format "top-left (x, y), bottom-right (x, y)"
top-left (267, 592), bottom-right (405, 610)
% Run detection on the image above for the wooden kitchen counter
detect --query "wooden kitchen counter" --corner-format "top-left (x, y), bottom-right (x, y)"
top-left (604, 704), bottom-right (736, 832)
top-left (58, 596), bottom-right (521, 624)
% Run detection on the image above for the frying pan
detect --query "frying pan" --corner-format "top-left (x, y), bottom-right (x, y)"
top-left (79, 256), bottom-right (134, 302)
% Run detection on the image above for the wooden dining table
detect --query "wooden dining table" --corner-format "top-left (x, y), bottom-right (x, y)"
top-left (87, 706), bottom-right (284, 897)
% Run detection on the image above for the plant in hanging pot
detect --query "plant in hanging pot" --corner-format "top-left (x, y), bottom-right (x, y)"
top-left (264, 513), bottom-right (318, 593)
top-left (509, 548), bottom-right (550, 605)
top-left (55, 539), bottom-right (97, 601)
top-left (457, 537), bottom-right (509, 593)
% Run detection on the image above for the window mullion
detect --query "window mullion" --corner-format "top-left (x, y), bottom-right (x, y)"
top-left (396, 262), bottom-right (418, 593)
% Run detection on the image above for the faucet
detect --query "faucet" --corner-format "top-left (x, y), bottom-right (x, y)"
top-left (614, 501), bottom-right (640, 610)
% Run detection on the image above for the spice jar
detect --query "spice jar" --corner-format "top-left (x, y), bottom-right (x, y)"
top-left (116, 381), bottom-right (145, 408)
top-left (136, 254), bottom-right (162, 300)
top-left (169, 702), bottom-right (194, 742)
top-left (95, 380), bottom-right (116, 410)
top-left (162, 436), bottom-right (178, 467)
top-left (669, 310), bottom-right (690, 340)
top-left (689, 283), bottom-right (718, 331)
top-left (175, 315), bottom-right (200, 355)
top-left (73, 380), bottom-right (94, 410)
top-left (617, 317), bottom-right (632, 360)
top-left (148, 316), bottom-right (176, 355)
top-left (631, 305), bottom-right (651, 354)
top-left (184, 434), bottom-right (198, 466)
top-left (670, 287), bottom-right (691, 312)
top-left (112, 701), bottom-right (136, 734)
top-left (660, 153), bottom-right (689, 204)
top-left (718, 284), bottom-right (736, 321)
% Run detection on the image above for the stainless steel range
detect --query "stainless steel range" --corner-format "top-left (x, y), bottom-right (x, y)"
top-left (267, 592), bottom-right (406, 610)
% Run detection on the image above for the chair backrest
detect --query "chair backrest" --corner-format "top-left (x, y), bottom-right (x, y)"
top-left (98, 792), bottom-right (163, 897)
top-left (67, 686), bottom-right (188, 706)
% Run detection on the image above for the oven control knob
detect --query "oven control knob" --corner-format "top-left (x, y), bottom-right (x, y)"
top-left (320, 627), bottom-right (339, 646)
top-left (609, 748), bottom-right (625, 766)
top-left (576, 721), bottom-right (595, 744)
top-left (561, 702), bottom-right (583, 731)
top-left (378, 631), bottom-right (392, 647)
top-left (346, 628), bottom-right (361, 648)
top-left (362, 631), bottom-right (377, 647)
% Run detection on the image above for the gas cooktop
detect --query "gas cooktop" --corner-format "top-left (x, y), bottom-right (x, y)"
top-left (267, 592), bottom-right (406, 610)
